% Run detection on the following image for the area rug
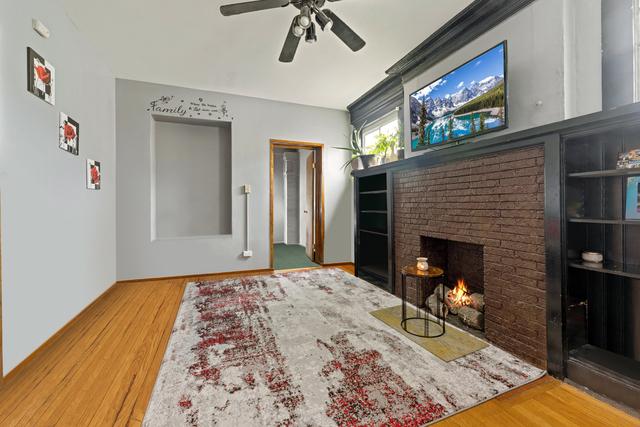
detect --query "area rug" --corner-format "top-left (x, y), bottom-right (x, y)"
top-left (143, 268), bottom-right (544, 426)
top-left (370, 305), bottom-right (488, 362)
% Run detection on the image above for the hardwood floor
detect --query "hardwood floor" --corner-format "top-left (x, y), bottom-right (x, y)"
top-left (0, 265), bottom-right (637, 426)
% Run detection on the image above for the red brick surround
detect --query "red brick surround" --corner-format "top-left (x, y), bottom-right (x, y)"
top-left (394, 146), bottom-right (547, 368)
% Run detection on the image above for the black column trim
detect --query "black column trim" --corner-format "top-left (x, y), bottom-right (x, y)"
top-left (544, 134), bottom-right (565, 377)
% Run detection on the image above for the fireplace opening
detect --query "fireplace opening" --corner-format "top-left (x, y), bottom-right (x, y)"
top-left (421, 236), bottom-right (485, 338)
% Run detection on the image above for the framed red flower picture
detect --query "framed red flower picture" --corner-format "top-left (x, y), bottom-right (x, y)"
top-left (27, 47), bottom-right (55, 105)
top-left (59, 113), bottom-right (79, 155)
top-left (86, 159), bottom-right (101, 190)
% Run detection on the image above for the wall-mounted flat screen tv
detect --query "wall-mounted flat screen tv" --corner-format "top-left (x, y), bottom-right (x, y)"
top-left (410, 41), bottom-right (507, 151)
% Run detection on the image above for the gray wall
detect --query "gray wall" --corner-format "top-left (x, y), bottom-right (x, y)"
top-left (116, 79), bottom-right (352, 279)
top-left (153, 118), bottom-right (232, 239)
top-left (273, 149), bottom-right (286, 243)
top-left (602, 0), bottom-right (635, 109)
top-left (285, 151), bottom-right (300, 244)
top-left (0, 0), bottom-right (116, 374)
top-left (403, 0), bottom-right (603, 157)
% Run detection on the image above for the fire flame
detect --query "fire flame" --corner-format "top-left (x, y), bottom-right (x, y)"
top-left (448, 279), bottom-right (472, 307)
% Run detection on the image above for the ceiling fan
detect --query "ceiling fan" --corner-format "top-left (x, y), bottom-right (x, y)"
top-left (219, 0), bottom-right (366, 62)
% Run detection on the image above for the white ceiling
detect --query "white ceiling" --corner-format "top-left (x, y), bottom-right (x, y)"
top-left (62, 0), bottom-right (472, 110)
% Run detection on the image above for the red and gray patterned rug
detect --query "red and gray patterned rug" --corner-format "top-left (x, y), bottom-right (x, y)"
top-left (143, 268), bottom-right (543, 426)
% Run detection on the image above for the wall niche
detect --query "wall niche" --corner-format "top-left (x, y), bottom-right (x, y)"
top-left (151, 115), bottom-right (232, 239)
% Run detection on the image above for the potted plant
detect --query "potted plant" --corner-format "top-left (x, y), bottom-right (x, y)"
top-left (372, 132), bottom-right (399, 164)
top-left (334, 123), bottom-right (377, 170)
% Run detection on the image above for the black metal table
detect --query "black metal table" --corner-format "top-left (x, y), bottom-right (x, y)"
top-left (401, 265), bottom-right (446, 338)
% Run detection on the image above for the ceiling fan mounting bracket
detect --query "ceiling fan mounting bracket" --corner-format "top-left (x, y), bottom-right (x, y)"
top-left (292, 0), bottom-right (326, 10)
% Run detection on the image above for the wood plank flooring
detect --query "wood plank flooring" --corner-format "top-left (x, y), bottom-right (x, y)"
top-left (0, 265), bottom-right (637, 426)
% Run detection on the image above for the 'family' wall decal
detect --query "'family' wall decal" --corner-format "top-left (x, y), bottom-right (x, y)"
top-left (147, 96), bottom-right (233, 120)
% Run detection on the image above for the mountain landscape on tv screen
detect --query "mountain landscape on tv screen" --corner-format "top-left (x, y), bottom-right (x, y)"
top-left (410, 43), bottom-right (506, 150)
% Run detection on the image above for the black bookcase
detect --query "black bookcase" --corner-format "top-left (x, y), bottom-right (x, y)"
top-left (563, 125), bottom-right (640, 409)
top-left (354, 171), bottom-right (394, 293)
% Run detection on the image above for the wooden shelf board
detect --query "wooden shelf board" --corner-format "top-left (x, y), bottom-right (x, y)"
top-left (568, 260), bottom-right (640, 280)
top-left (359, 265), bottom-right (389, 280)
top-left (568, 169), bottom-right (640, 178)
top-left (568, 218), bottom-right (640, 225)
top-left (359, 190), bottom-right (387, 195)
top-left (360, 229), bottom-right (388, 237)
top-left (360, 210), bottom-right (388, 214)
top-left (569, 344), bottom-right (640, 383)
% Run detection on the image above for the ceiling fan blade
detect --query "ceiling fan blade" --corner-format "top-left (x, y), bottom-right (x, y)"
top-left (279, 18), bottom-right (302, 63)
top-left (220, 0), bottom-right (289, 16)
top-left (322, 9), bottom-right (365, 52)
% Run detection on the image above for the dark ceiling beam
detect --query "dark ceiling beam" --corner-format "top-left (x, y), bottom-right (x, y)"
top-left (386, 0), bottom-right (536, 80)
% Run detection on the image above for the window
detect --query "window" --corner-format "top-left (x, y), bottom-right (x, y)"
top-left (362, 111), bottom-right (400, 153)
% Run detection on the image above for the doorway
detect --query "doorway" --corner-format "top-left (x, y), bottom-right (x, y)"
top-left (270, 139), bottom-right (324, 270)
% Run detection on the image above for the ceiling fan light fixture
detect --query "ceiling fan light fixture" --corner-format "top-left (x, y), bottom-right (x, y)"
top-left (314, 9), bottom-right (333, 31)
top-left (305, 22), bottom-right (317, 43)
top-left (297, 5), bottom-right (312, 29)
top-left (292, 24), bottom-right (305, 38)
top-left (219, 0), bottom-right (367, 62)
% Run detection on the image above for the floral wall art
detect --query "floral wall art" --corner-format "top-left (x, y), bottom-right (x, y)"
top-left (86, 159), bottom-right (101, 190)
top-left (27, 47), bottom-right (55, 105)
top-left (59, 113), bottom-right (79, 155)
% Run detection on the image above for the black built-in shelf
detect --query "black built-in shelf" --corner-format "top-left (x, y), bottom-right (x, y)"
top-left (563, 124), bottom-right (640, 409)
top-left (355, 170), bottom-right (394, 294)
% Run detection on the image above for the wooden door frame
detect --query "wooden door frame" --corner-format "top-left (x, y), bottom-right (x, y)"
top-left (269, 139), bottom-right (324, 269)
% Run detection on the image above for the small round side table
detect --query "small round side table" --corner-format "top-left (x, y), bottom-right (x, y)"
top-left (401, 265), bottom-right (446, 338)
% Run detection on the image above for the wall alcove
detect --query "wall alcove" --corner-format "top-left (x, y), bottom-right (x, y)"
top-left (150, 115), bottom-right (232, 240)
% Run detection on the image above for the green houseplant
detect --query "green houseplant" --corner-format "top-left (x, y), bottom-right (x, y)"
top-left (372, 132), bottom-right (399, 164)
top-left (334, 123), bottom-right (376, 171)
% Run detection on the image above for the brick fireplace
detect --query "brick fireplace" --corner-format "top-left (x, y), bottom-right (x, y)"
top-left (394, 146), bottom-right (547, 368)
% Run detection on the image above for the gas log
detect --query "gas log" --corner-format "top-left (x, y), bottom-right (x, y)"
top-left (458, 306), bottom-right (484, 330)
top-left (426, 280), bottom-right (484, 331)
top-left (426, 292), bottom-right (449, 318)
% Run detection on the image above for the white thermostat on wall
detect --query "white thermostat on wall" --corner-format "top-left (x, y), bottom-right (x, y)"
top-left (32, 19), bottom-right (50, 39)
top-left (243, 184), bottom-right (251, 194)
